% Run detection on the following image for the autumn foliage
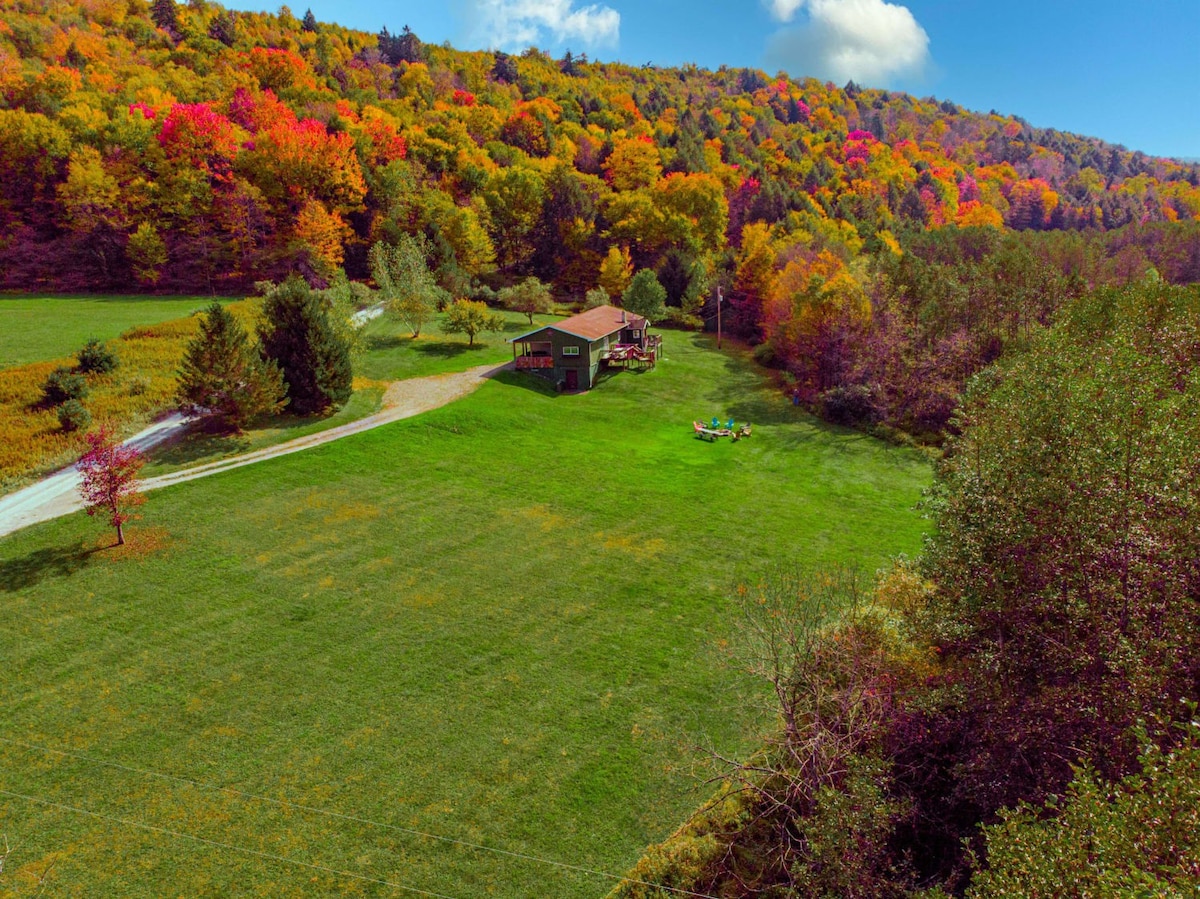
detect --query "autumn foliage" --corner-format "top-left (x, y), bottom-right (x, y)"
top-left (78, 424), bottom-right (145, 545)
top-left (0, 0), bottom-right (1194, 305)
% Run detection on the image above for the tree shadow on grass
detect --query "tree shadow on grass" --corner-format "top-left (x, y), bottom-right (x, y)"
top-left (491, 369), bottom-right (559, 396)
top-left (410, 340), bottom-right (490, 360)
top-left (706, 354), bottom-right (898, 458)
top-left (149, 423), bottom-right (252, 469)
top-left (0, 541), bottom-right (97, 592)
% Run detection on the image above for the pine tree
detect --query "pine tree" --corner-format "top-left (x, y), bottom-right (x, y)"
top-left (396, 25), bottom-right (422, 63)
top-left (258, 277), bottom-right (353, 414)
top-left (151, 0), bottom-right (179, 35)
top-left (178, 303), bottom-right (285, 430)
top-left (208, 9), bottom-right (238, 45)
top-left (491, 51), bottom-right (519, 84)
top-left (301, 8), bottom-right (318, 32)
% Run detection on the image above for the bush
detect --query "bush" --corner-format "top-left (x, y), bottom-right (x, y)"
top-left (57, 399), bottom-right (91, 432)
top-left (41, 366), bottom-right (88, 406)
top-left (584, 288), bottom-right (610, 310)
top-left (820, 384), bottom-right (880, 425)
top-left (752, 341), bottom-right (779, 368)
top-left (127, 375), bottom-right (151, 396)
top-left (661, 307), bottom-right (703, 330)
top-left (968, 719), bottom-right (1200, 898)
top-left (76, 338), bottom-right (119, 374)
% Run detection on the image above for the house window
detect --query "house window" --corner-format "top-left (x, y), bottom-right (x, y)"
top-left (632, 330), bottom-right (642, 338)
top-left (562, 345), bottom-right (580, 356)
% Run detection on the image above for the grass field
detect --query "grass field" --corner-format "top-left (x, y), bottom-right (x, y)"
top-left (0, 331), bottom-right (931, 897)
top-left (139, 383), bottom-right (388, 478)
top-left (140, 307), bottom-right (551, 477)
top-left (357, 309), bottom-right (561, 382)
top-left (0, 294), bottom-right (226, 370)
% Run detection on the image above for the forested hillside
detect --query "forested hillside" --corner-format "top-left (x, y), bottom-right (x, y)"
top-left (3, 0), bottom-right (1199, 297)
top-left (6, 0), bottom-right (1200, 437)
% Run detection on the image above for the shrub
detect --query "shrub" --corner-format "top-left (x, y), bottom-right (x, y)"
top-left (968, 719), bottom-right (1200, 898)
top-left (57, 399), bottom-right (91, 432)
top-left (752, 341), bottom-right (779, 368)
top-left (127, 375), bottom-right (151, 396)
top-left (41, 366), bottom-right (88, 406)
top-left (661, 307), bottom-right (702, 330)
top-left (584, 287), bottom-right (610, 310)
top-left (820, 384), bottom-right (880, 425)
top-left (76, 338), bottom-right (119, 374)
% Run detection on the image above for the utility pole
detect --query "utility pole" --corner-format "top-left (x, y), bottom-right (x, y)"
top-left (716, 285), bottom-right (723, 349)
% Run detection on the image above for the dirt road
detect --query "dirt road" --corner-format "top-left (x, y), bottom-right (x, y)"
top-left (0, 361), bottom-right (508, 539)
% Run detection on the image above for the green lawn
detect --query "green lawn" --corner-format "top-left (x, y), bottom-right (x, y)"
top-left (357, 308), bottom-right (561, 381)
top-left (0, 294), bottom-right (227, 369)
top-left (140, 305), bottom-right (555, 478)
top-left (0, 332), bottom-right (931, 897)
top-left (139, 386), bottom-right (387, 478)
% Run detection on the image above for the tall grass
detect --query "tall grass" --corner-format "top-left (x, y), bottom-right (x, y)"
top-left (0, 302), bottom-right (257, 491)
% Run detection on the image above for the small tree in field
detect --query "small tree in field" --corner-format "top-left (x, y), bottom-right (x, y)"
top-left (78, 426), bottom-right (144, 546)
top-left (370, 237), bottom-right (440, 338)
top-left (498, 277), bottom-right (554, 324)
top-left (443, 299), bottom-right (505, 346)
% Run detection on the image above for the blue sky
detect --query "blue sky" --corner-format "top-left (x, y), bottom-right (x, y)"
top-left (250, 0), bottom-right (1199, 159)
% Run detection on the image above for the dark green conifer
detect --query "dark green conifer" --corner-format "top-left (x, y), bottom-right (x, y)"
top-left (258, 277), bottom-right (353, 415)
top-left (178, 303), bottom-right (285, 430)
top-left (151, 0), bottom-right (179, 34)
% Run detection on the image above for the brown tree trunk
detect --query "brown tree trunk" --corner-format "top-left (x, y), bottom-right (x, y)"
top-left (116, 520), bottom-right (124, 545)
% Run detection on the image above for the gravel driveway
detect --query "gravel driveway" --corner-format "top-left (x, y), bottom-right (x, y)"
top-left (0, 361), bottom-right (509, 539)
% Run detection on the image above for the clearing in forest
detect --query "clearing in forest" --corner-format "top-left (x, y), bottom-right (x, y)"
top-left (0, 331), bottom-right (930, 898)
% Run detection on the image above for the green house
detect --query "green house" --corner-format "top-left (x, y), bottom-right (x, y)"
top-left (510, 304), bottom-right (660, 390)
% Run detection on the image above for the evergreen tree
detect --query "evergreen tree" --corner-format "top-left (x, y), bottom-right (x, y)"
top-left (151, 0), bottom-right (179, 35)
top-left (178, 303), bottom-right (285, 430)
top-left (491, 51), bottom-right (519, 83)
top-left (258, 277), bottom-right (353, 414)
top-left (377, 26), bottom-right (396, 63)
top-left (301, 8), bottom-right (318, 32)
top-left (657, 249), bottom-right (695, 307)
top-left (396, 25), bottom-right (422, 63)
top-left (207, 9), bottom-right (237, 45)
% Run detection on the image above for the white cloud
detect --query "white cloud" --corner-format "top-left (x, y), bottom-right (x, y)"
top-left (766, 0), bottom-right (806, 21)
top-left (763, 0), bottom-right (930, 86)
top-left (466, 0), bottom-right (620, 51)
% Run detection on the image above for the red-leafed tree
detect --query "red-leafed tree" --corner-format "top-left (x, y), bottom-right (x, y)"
top-left (78, 425), bottom-right (145, 545)
top-left (157, 102), bottom-right (240, 179)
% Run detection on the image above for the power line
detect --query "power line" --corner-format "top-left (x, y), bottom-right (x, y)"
top-left (0, 735), bottom-right (721, 899)
top-left (0, 787), bottom-right (461, 899)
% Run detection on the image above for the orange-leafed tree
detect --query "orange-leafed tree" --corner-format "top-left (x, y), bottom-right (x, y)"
top-left (78, 425), bottom-right (144, 546)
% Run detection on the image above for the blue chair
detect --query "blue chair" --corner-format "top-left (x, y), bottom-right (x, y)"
top-left (727, 419), bottom-right (735, 430)
top-left (711, 417), bottom-right (719, 429)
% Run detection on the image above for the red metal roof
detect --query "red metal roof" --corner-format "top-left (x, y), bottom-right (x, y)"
top-left (509, 305), bottom-right (646, 343)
